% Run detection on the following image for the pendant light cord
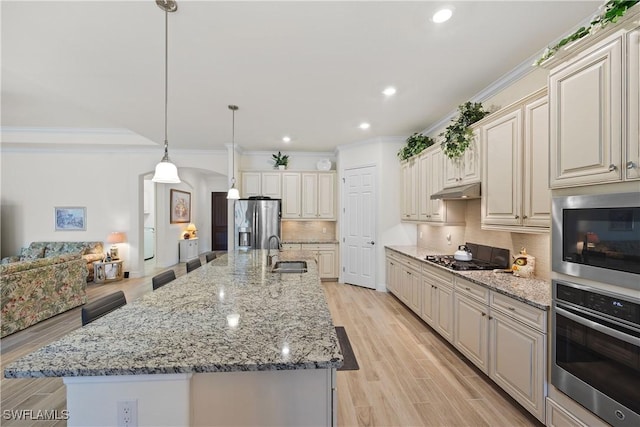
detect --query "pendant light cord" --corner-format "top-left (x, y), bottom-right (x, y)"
top-left (163, 8), bottom-right (169, 157)
top-left (229, 105), bottom-right (239, 186)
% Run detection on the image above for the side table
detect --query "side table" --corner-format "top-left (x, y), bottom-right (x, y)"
top-left (93, 260), bottom-right (124, 284)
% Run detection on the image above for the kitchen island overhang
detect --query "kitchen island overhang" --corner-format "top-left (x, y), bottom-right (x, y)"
top-left (4, 250), bottom-right (342, 426)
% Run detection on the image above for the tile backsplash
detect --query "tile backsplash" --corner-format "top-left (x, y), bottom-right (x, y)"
top-left (282, 221), bottom-right (336, 241)
top-left (417, 200), bottom-right (550, 281)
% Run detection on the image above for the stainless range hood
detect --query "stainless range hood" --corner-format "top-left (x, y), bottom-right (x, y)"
top-left (430, 183), bottom-right (481, 200)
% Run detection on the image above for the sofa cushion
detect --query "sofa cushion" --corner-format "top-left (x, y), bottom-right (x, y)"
top-left (21, 246), bottom-right (45, 260)
top-left (0, 253), bottom-right (82, 276)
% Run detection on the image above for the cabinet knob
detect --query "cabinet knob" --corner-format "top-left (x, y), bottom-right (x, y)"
top-left (608, 163), bottom-right (617, 172)
top-left (489, 316), bottom-right (493, 320)
top-left (523, 215), bottom-right (528, 219)
top-left (481, 312), bottom-right (486, 317)
top-left (627, 161), bottom-right (637, 170)
top-left (515, 215), bottom-right (519, 219)
top-left (507, 306), bottom-right (516, 311)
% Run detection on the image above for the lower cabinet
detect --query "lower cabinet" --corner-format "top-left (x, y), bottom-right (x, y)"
top-left (453, 291), bottom-right (490, 374)
top-left (490, 308), bottom-right (546, 422)
top-left (285, 243), bottom-right (338, 280)
top-left (420, 264), bottom-right (455, 343)
top-left (385, 251), bottom-right (547, 423)
top-left (179, 238), bottom-right (199, 262)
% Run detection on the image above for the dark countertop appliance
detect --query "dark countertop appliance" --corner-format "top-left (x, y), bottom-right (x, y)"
top-left (425, 243), bottom-right (510, 271)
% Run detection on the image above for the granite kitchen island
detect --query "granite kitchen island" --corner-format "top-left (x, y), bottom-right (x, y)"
top-left (4, 250), bottom-right (343, 426)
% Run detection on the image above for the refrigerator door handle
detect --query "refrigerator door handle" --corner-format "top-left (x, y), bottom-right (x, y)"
top-left (253, 206), bottom-right (258, 248)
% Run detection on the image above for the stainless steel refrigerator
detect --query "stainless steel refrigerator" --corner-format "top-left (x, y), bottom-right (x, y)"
top-left (234, 198), bottom-right (282, 249)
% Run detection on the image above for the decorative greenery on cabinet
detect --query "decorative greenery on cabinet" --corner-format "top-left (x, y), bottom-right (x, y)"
top-left (272, 151), bottom-right (289, 168)
top-left (397, 133), bottom-right (435, 161)
top-left (535, 0), bottom-right (639, 66)
top-left (440, 102), bottom-right (489, 160)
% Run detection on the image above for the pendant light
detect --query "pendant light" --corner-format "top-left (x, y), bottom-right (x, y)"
top-left (152, 0), bottom-right (181, 184)
top-left (227, 105), bottom-right (240, 200)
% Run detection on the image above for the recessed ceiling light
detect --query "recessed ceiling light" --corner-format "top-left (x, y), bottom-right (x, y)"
top-left (282, 136), bottom-right (291, 143)
top-left (382, 87), bottom-right (397, 96)
top-left (432, 8), bottom-right (453, 23)
top-left (359, 122), bottom-right (371, 130)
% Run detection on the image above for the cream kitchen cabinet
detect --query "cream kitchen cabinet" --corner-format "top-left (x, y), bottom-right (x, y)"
top-left (544, 8), bottom-right (640, 187)
top-left (385, 252), bottom-right (401, 295)
top-left (400, 159), bottom-right (418, 221)
top-left (301, 173), bottom-right (336, 219)
top-left (399, 262), bottom-right (421, 314)
top-left (443, 128), bottom-right (481, 187)
top-left (403, 146), bottom-right (465, 225)
top-left (281, 173), bottom-right (302, 218)
top-left (241, 172), bottom-right (282, 199)
top-left (453, 278), bottom-right (490, 374)
top-left (490, 308), bottom-right (546, 423)
top-left (301, 243), bottom-right (338, 279)
top-left (420, 263), bottom-right (454, 343)
top-left (481, 88), bottom-right (550, 233)
top-left (626, 25), bottom-right (640, 181)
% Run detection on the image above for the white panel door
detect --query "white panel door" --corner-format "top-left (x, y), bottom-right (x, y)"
top-left (343, 166), bottom-right (376, 289)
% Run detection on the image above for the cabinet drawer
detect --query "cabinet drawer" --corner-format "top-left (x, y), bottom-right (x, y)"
top-left (455, 277), bottom-right (490, 304)
top-left (422, 263), bottom-right (454, 285)
top-left (301, 243), bottom-right (336, 251)
top-left (490, 292), bottom-right (547, 333)
top-left (282, 243), bottom-right (302, 250)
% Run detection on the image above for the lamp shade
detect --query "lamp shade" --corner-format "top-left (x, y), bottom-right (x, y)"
top-left (107, 232), bottom-right (127, 244)
top-left (152, 160), bottom-right (181, 183)
top-left (227, 187), bottom-right (240, 200)
top-left (186, 223), bottom-right (197, 232)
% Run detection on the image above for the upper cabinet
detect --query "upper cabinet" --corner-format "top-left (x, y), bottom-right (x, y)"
top-left (401, 146), bottom-right (465, 225)
top-left (241, 171), bottom-right (282, 199)
top-left (301, 172), bottom-right (336, 219)
top-left (443, 128), bottom-right (481, 188)
top-left (242, 171), bottom-right (336, 220)
top-left (627, 25), bottom-right (640, 181)
top-left (543, 8), bottom-right (640, 188)
top-left (481, 88), bottom-right (550, 232)
top-left (400, 158), bottom-right (419, 221)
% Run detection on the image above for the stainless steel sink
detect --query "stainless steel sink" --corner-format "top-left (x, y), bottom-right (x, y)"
top-left (272, 261), bottom-right (308, 273)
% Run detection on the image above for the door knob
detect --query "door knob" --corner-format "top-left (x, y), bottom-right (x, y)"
top-left (368, 241), bottom-right (375, 245)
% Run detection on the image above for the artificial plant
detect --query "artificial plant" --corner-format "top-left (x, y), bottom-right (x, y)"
top-left (397, 133), bottom-right (435, 161)
top-left (440, 102), bottom-right (489, 160)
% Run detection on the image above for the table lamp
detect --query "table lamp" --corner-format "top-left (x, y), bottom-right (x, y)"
top-left (107, 232), bottom-right (126, 260)
top-left (186, 223), bottom-right (197, 239)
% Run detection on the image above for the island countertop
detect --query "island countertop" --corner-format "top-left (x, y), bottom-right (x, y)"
top-left (4, 250), bottom-right (343, 379)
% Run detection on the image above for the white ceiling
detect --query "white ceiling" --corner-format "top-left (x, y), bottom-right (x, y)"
top-left (1, 1), bottom-right (601, 153)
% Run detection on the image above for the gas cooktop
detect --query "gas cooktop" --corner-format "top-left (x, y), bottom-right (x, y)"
top-left (425, 243), bottom-right (510, 271)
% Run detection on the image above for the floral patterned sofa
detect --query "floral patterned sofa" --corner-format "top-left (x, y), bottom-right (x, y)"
top-left (0, 253), bottom-right (88, 337)
top-left (1, 241), bottom-right (104, 281)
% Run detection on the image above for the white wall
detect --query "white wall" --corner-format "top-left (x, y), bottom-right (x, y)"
top-left (0, 146), bottom-right (227, 277)
top-left (337, 137), bottom-right (417, 291)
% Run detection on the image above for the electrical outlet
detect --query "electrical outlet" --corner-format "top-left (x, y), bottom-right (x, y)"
top-left (118, 400), bottom-right (138, 427)
top-left (322, 227), bottom-right (326, 234)
top-left (446, 233), bottom-right (452, 245)
top-left (419, 231), bottom-right (423, 239)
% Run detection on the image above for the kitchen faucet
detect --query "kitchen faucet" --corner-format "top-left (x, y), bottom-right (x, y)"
top-left (267, 235), bottom-right (282, 266)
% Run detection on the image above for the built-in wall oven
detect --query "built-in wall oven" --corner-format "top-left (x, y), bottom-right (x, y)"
top-left (551, 192), bottom-right (640, 426)
top-left (552, 280), bottom-right (640, 426)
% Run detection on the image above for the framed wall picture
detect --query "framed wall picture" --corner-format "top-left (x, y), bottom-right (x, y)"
top-left (55, 207), bottom-right (87, 231)
top-left (170, 189), bottom-right (191, 224)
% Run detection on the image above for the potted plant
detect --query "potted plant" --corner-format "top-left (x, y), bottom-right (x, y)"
top-left (272, 151), bottom-right (289, 170)
top-left (397, 133), bottom-right (435, 161)
top-left (440, 102), bottom-right (489, 160)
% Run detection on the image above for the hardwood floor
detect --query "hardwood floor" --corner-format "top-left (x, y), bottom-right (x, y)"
top-left (323, 282), bottom-right (541, 427)
top-left (1, 263), bottom-right (541, 426)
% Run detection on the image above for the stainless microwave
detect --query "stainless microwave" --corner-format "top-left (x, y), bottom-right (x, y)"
top-left (552, 192), bottom-right (640, 291)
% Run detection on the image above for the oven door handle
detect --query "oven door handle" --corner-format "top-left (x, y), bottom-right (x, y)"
top-left (555, 306), bottom-right (640, 347)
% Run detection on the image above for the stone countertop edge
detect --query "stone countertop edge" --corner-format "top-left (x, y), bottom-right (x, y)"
top-left (386, 245), bottom-right (551, 310)
top-left (282, 239), bottom-right (339, 244)
top-left (4, 250), bottom-right (343, 379)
